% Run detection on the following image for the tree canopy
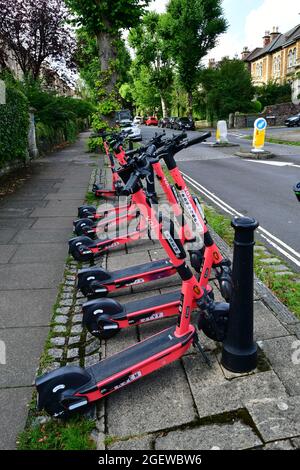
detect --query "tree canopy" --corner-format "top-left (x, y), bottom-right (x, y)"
top-left (65, 0), bottom-right (151, 36)
top-left (164, 0), bottom-right (228, 115)
top-left (0, 0), bottom-right (75, 80)
top-left (128, 12), bottom-right (173, 117)
top-left (199, 58), bottom-right (255, 122)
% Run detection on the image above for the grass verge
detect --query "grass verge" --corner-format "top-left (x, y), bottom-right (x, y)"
top-left (203, 199), bottom-right (300, 319)
top-left (18, 417), bottom-right (96, 450)
top-left (244, 135), bottom-right (300, 146)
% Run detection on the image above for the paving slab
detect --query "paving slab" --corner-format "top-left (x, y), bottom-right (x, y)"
top-left (0, 387), bottom-right (33, 450)
top-left (0, 326), bottom-right (49, 387)
top-left (246, 397), bottom-right (300, 442)
top-left (183, 354), bottom-right (286, 418)
top-left (45, 192), bottom-right (87, 200)
top-left (106, 362), bottom-right (196, 438)
top-left (0, 229), bottom-right (18, 244)
top-left (0, 218), bottom-right (35, 229)
top-left (0, 289), bottom-right (57, 328)
top-left (10, 243), bottom-right (67, 264)
top-left (107, 251), bottom-right (150, 271)
top-left (108, 435), bottom-right (154, 450)
top-left (11, 229), bottom-right (72, 244)
top-left (155, 421), bottom-right (262, 450)
top-left (31, 217), bottom-right (75, 229)
top-left (0, 263), bottom-right (64, 290)
top-left (264, 440), bottom-right (294, 450)
top-left (30, 200), bottom-right (83, 217)
top-left (0, 200), bottom-right (47, 210)
top-left (259, 336), bottom-right (300, 395)
top-left (254, 301), bottom-right (289, 340)
top-left (0, 245), bottom-right (18, 264)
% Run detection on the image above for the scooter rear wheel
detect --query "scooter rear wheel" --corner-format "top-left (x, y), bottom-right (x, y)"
top-left (84, 312), bottom-right (120, 340)
top-left (74, 218), bottom-right (96, 238)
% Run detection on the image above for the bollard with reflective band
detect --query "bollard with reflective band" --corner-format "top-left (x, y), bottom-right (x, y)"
top-left (216, 120), bottom-right (228, 144)
top-left (221, 216), bottom-right (259, 373)
top-left (252, 118), bottom-right (267, 153)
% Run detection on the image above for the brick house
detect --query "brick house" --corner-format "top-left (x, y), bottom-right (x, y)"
top-left (242, 25), bottom-right (300, 104)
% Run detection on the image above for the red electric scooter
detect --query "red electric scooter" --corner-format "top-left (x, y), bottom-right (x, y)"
top-left (36, 163), bottom-right (230, 418)
top-left (91, 130), bottom-right (132, 199)
top-left (68, 134), bottom-right (174, 261)
top-left (81, 135), bottom-right (231, 338)
top-left (77, 133), bottom-right (231, 301)
top-left (74, 134), bottom-right (166, 238)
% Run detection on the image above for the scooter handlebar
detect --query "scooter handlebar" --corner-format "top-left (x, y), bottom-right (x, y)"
top-left (186, 132), bottom-right (211, 148)
top-left (122, 172), bottom-right (141, 196)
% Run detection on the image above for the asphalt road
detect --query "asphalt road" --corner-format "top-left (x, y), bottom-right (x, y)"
top-left (141, 125), bottom-right (300, 271)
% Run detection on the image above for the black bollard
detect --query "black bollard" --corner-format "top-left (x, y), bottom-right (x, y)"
top-left (293, 182), bottom-right (300, 202)
top-left (221, 216), bottom-right (259, 373)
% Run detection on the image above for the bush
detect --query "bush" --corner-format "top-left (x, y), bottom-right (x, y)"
top-left (255, 81), bottom-right (292, 108)
top-left (0, 83), bottom-right (29, 169)
top-left (17, 79), bottom-right (95, 153)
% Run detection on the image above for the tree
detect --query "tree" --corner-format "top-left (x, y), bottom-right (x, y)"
top-left (0, 0), bottom-right (75, 80)
top-left (76, 29), bottom-right (132, 102)
top-left (254, 81), bottom-right (292, 109)
top-left (164, 0), bottom-right (227, 117)
top-left (65, 1), bottom-right (150, 106)
top-left (130, 62), bottom-right (161, 116)
top-left (199, 58), bottom-right (255, 122)
top-left (129, 12), bottom-right (174, 117)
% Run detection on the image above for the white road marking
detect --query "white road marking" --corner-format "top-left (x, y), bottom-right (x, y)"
top-left (245, 160), bottom-right (300, 169)
top-left (182, 172), bottom-right (300, 268)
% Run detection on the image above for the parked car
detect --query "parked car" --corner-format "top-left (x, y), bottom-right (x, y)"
top-left (285, 114), bottom-right (300, 127)
top-left (115, 109), bottom-right (132, 124)
top-left (123, 123), bottom-right (142, 141)
top-left (133, 116), bottom-right (143, 125)
top-left (158, 117), bottom-right (170, 128)
top-left (167, 117), bottom-right (177, 129)
top-left (173, 117), bottom-right (195, 131)
top-left (119, 119), bottom-right (133, 128)
top-left (145, 116), bottom-right (158, 126)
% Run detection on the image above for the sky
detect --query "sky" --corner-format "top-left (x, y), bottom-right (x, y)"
top-left (148, 0), bottom-right (300, 61)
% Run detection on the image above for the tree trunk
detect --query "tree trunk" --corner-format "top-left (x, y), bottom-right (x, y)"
top-left (187, 92), bottom-right (193, 119)
top-left (161, 96), bottom-right (168, 118)
top-left (96, 31), bottom-right (117, 92)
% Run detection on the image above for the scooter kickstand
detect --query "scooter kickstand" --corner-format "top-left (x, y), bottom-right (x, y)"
top-left (193, 334), bottom-right (212, 368)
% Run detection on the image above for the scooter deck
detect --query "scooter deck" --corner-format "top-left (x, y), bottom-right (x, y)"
top-left (87, 326), bottom-right (192, 386)
top-left (108, 259), bottom-right (173, 282)
top-left (126, 290), bottom-right (180, 315)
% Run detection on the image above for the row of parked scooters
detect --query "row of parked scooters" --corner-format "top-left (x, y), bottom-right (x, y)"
top-left (36, 130), bottom-right (233, 418)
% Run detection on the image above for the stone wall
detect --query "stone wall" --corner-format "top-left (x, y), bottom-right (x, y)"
top-left (232, 102), bottom-right (300, 128)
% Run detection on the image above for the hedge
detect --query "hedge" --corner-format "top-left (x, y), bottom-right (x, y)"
top-left (0, 84), bottom-right (29, 168)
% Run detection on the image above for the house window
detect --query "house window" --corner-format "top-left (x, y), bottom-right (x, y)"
top-left (288, 48), bottom-right (297, 68)
top-left (256, 62), bottom-right (263, 78)
top-left (273, 56), bottom-right (281, 75)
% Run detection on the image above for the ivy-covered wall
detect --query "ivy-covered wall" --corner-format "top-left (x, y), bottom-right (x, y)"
top-left (0, 84), bottom-right (30, 169)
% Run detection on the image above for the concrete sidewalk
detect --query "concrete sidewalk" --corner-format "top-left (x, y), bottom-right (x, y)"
top-left (32, 161), bottom-right (300, 451)
top-left (0, 132), bottom-right (95, 449)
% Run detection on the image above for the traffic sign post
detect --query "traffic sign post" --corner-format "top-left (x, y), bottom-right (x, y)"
top-left (252, 118), bottom-right (267, 153)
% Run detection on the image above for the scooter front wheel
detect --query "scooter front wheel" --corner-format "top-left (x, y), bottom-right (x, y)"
top-left (36, 366), bottom-right (92, 418)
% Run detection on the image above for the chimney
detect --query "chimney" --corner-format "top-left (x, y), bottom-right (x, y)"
top-left (263, 31), bottom-right (271, 47)
top-left (241, 46), bottom-right (250, 60)
top-left (270, 26), bottom-right (281, 42)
